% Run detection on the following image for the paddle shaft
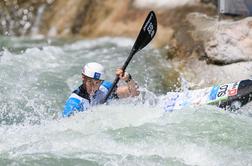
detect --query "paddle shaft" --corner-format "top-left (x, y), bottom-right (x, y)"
top-left (103, 48), bottom-right (136, 103)
top-left (102, 11), bottom-right (157, 104)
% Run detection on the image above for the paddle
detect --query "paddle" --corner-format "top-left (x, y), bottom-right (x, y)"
top-left (102, 11), bottom-right (157, 104)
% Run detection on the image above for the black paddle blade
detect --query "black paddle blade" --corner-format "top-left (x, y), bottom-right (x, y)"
top-left (102, 11), bottom-right (157, 104)
top-left (131, 11), bottom-right (157, 55)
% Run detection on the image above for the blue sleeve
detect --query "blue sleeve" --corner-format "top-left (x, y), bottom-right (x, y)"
top-left (101, 80), bottom-right (118, 99)
top-left (63, 97), bottom-right (84, 117)
top-left (101, 81), bottom-right (113, 90)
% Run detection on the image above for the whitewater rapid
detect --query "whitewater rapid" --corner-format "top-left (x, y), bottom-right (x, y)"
top-left (0, 36), bottom-right (252, 166)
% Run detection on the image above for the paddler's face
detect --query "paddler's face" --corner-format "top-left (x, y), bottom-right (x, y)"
top-left (82, 75), bottom-right (102, 95)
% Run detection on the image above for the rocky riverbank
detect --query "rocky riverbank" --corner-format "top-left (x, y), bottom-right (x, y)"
top-left (1, 0), bottom-right (251, 89)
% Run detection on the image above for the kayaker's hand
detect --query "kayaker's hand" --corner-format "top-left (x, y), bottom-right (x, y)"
top-left (116, 68), bottom-right (130, 82)
top-left (115, 68), bottom-right (140, 98)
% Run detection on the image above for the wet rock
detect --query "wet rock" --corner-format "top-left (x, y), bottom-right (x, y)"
top-left (40, 0), bottom-right (151, 38)
top-left (188, 13), bottom-right (252, 65)
top-left (1, 0), bottom-right (251, 89)
top-left (133, 0), bottom-right (199, 9)
top-left (0, 0), bottom-right (50, 36)
top-left (172, 56), bottom-right (252, 89)
top-left (161, 12), bottom-right (252, 89)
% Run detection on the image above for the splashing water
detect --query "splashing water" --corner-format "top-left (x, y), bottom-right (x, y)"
top-left (0, 36), bottom-right (252, 166)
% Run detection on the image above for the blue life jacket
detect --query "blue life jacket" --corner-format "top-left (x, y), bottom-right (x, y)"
top-left (62, 81), bottom-right (116, 117)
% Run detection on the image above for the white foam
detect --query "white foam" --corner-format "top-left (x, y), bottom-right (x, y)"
top-left (0, 104), bottom-right (163, 154)
top-left (64, 37), bottom-right (135, 50)
top-left (1, 37), bottom-right (252, 165)
top-left (0, 48), bottom-right (14, 64)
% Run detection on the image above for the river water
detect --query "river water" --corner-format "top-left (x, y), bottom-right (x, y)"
top-left (0, 36), bottom-right (252, 166)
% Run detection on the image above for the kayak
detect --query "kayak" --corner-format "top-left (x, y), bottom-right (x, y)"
top-left (162, 79), bottom-right (252, 112)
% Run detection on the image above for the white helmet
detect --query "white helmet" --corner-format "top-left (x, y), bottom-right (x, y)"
top-left (82, 62), bottom-right (105, 80)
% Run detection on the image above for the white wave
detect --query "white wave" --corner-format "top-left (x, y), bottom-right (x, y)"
top-left (64, 37), bottom-right (135, 50)
top-left (0, 48), bottom-right (14, 64)
top-left (1, 37), bottom-right (252, 165)
top-left (1, 105), bottom-right (252, 165)
top-left (0, 104), bottom-right (163, 154)
top-left (21, 46), bottom-right (64, 70)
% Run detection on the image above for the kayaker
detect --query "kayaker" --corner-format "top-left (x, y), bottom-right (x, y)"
top-left (63, 62), bottom-right (139, 117)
